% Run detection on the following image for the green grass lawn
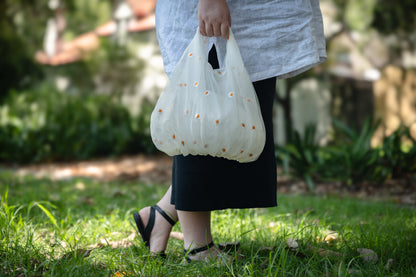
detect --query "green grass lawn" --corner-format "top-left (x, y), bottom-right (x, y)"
top-left (1, 170), bottom-right (415, 276)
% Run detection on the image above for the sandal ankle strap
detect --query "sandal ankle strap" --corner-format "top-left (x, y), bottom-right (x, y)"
top-left (184, 241), bottom-right (215, 256)
top-left (153, 205), bottom-right (176, 226)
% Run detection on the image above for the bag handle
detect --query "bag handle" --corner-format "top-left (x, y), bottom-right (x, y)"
top-left (193, 28), bottom-right (245, 71)
top-left (223, 29), bottom-right (245, 70)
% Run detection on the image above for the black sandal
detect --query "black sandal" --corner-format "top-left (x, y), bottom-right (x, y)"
top-left (133, 205), bottom-right (176, 257)
top-left (184, 241), bottom-right (215, 263)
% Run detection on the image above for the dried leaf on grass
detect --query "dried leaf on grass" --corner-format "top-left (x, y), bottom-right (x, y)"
top-left (324, 232), bottom-right (338, 243)
top-left (74, 182), bottom-right (85, 191)
top-left (307, 245), bottom-right (344, 258)
top-left (259, 246), bottom-right (275, 251)
top-left (284, 238), bottom-right (307, 258)
top-left (316, 231), bottom-right (339, 244)
top-left (357, 248), bottom-right (378, 263)
top-left (347, 268), bottom-right (362, 275)
top-left (286, 238), bottom-right (299, 249)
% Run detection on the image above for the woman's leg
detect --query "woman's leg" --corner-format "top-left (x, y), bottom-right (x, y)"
top-left (138, 186), bottom-right (218, 259)
top-left (137, 186), bottom-right (178, 253)
top-left (179, 210), bottom-right (229, 261)
top-left (178, 210), bottom-right (212, 250)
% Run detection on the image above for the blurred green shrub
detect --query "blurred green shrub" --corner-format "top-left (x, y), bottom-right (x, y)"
top-left (276, 119), bottom-right (416, 188)
top-left (377, 125), bottom-right (416, 181)
top-left (0, 87), bottom-right (156, 163)
top-left (275, 124), bottom-right (324, 190)
top-left (323, 118), bottom-right (381, 185)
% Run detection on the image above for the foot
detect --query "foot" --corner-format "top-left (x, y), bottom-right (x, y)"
top-left (185, 242), bottom-right (234, 265)
top-left (134, 205), bottom-right (176, 254)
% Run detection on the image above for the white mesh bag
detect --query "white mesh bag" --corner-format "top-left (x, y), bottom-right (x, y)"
top-left (150, 29), bottom-right (265, 163)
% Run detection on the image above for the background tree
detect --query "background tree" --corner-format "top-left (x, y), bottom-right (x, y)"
top-left (0, 0), bottom-right (46, 101)
top-left (0, 0), bottom-right (116, 101)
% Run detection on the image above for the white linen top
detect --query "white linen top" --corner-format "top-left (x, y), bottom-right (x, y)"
top-left (155, 0), bottom-right (326, 82)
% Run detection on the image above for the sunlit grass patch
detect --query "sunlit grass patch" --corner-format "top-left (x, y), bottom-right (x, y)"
top-left (1, 171), bottom-right (415, 276)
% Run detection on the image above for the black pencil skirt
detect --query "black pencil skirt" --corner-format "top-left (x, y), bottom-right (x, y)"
top-left (170, 47), bottom-right (278, 211)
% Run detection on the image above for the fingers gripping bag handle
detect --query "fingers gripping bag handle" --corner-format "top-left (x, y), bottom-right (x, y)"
top-left (150, 28), bottom-right (266, 163)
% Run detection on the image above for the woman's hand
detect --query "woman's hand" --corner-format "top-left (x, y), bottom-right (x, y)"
top-left (198, 0), bottom-right (231, 39)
